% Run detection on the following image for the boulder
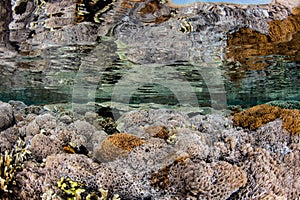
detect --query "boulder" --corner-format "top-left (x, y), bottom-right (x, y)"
top-left (0, 101), bottom-right (14, 131)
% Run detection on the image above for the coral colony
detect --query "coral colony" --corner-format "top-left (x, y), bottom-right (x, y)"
top-left (0, 100), bottom-right (300, 199)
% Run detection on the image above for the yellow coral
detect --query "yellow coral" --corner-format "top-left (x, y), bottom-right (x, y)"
top-left (0, 138), bottom-right (31, 193)
top-left (57, 177), bottom-right (85, 200)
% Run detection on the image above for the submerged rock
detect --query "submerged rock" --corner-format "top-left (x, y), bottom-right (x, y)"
top-left (0, 101), bottom-right (14, 131)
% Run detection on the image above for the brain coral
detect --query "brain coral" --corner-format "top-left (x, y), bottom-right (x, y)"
top-left (233, 104), bottom-right (300, 134)
top-left (93, 133), bottom-right (145, 162)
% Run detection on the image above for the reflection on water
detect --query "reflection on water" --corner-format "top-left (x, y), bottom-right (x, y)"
top-left (225, 6), bottom-right (300, 106)
top-left (170, 0), bottom-right (272, 6)
top-left (0, 0), bottom-right (300, 111)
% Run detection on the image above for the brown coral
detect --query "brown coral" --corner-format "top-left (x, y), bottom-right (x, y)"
top-left (106, 133), bottom-right (145, 151)
top-left (233, 104), bottom-right (300, 134)
top-left (226, 5), bottom-right (300, 71)
top-left (233, 104), bottom-right (281, 130)
top-left (145, 125), bottom-right (169, 140)
top-left (93, 133), bottom-right (145, 162)
top-left (280, 108), bottom-right (300, 135)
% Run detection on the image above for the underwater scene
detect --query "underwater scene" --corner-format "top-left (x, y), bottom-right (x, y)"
top-left (0, 0), bottom-right (300, 199)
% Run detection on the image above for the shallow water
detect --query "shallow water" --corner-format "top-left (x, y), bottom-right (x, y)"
top-left (0, 1), bottom-right (300, 112)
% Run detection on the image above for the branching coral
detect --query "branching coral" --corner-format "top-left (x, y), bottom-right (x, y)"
top-left (57, 177), bottom-right (86, 200)
top-left (57, 177), bottom-right (121, 200)
top-left (0, 138), bottom-right (31, 193)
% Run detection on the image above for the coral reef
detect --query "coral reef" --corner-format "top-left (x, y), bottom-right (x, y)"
top-left (280, 108), bottom-right (300, 134)
top-left (29, 133), bottom-right (63, 161)
top-left (25, 113), bottom-right (57, 136)
top-left (233, 104), bottom-right (281, 130)
top-left (0, 101), bottom-right (14, 131)
top-left (96, 117), bottom-right (118, 135)
top-left (233, 104), bottom-right (300, 134)
top-left (0, 138), bottom-right (31, 194)
top-left (57, 177), bottom-right (86, 200)
top-left (226, 4), bottom-right (300, 70)
top-left (144, 125), bottom-right (169, 140)
top-left (93, 133), bottom-right (145, 162)
top-left (0, 101), bottom-right (299, 199)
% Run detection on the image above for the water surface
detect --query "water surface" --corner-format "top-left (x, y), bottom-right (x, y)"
top-left (0, 0), bottom-right (300, 113)
top-left (170, 0), bottom-right (272, 5)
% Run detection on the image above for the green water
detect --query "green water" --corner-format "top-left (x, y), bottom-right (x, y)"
top-left (1, 40), bottom-right (299, 109)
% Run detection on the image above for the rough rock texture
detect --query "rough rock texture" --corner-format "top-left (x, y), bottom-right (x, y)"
top-left (0, 101), bottom-right (14, 131)
top-left (0, 102), bottom-right (299, 199)
top-left (29, 133), bottom-right (63, 161)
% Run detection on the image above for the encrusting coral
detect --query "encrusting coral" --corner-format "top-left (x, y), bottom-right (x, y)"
top-left (233, 104), bottom-right (300, 134)
top-left (232, 104), bottom-right (281, 130)
top-left (144, 125), bottom-right (169, 140)
top-left (279, 108), bottom-right (300, 135)
top-left (93, 133), bottom-right (145, 162)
